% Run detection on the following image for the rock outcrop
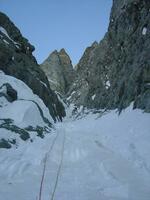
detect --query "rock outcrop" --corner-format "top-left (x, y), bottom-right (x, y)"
top-left (0, 12), bottom-right (66, 122)
top-left (68, 0), bottom-right (150, 112)
top-left (41, 49), bottom-right (75, 95)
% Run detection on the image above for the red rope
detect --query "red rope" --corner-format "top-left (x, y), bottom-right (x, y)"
top-left (50, 132), bottom-right (66, 200)
top-left (38, 154), bottom-right (48, 200)
top-left (38, 133), bottom-right (59, 200)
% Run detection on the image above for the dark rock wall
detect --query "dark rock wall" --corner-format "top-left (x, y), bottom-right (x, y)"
top-left (0, 12), bottom-right (66, 121)
top-left (68, 0), bottom-right (150, 112)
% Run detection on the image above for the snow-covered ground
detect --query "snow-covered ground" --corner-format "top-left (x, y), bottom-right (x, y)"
top-left (0, 102), bottom-right (150, 200)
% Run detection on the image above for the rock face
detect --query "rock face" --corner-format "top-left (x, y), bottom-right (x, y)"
top-left (41, 49), bottom-right (75, 95)
top-left (0, 12), bottom-right (65, 121)
top-left (68, 0), bottom-right (150, 112)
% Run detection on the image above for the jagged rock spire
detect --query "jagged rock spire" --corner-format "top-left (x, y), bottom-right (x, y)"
top-left (41, 49), bottom-right (75, 95)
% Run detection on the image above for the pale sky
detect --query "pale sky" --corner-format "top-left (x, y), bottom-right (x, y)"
top-left (0, 0), bottom-right (112, 65)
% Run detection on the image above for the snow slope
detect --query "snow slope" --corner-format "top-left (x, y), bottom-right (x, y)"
top-left (0, 103), bottom-right (150, 200)
top-left (0, 71), bottom-right (53, 148)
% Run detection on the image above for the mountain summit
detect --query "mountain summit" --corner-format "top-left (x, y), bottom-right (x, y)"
top-left (41, 49), bottom-right (75, 95)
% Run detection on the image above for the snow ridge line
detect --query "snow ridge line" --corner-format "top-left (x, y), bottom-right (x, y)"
top-left (50, 131), bottom-right (66, 200)
top-left (38, 132), bottom-right (59, 200)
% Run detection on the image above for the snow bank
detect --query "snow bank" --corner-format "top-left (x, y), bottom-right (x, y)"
top-left (0, 72), bottom-right (53, 123)
top-left (0, 72), bottom-right (54, 149)
top-left (0, 100), bottom-right (47, 127)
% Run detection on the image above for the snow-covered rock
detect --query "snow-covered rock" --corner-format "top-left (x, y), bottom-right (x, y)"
top-left (0, 72), bottom-right (53, 148)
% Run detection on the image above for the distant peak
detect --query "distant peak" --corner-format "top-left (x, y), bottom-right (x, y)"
top-left (43, 48), bottom-right (72, 65)
top-left (51, 50), bottom-right (58, 54)
top-left (59, 48), bottom-right (67, 54)
top-left (49, 48), bottom-right (68, 56)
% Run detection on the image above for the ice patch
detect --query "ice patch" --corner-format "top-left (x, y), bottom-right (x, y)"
top-left (91, 94), bottom-right (96, 100)
top-left (106, 80), bottom-right (111, 89)
top-left (0, 26), bottom-right (20, 47)
top-left (3, 39), bottom-right (9, 45)
top-left (48, 78), bottom-right (58, 85)
top-left (40, 80), bottom-right (48, 88)
top-left (0, 26), bottom-right (11, 39)
top-left (71, 91), bottom-right (76, 96)
top-left (142, 27), bottom-right (147, 35)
